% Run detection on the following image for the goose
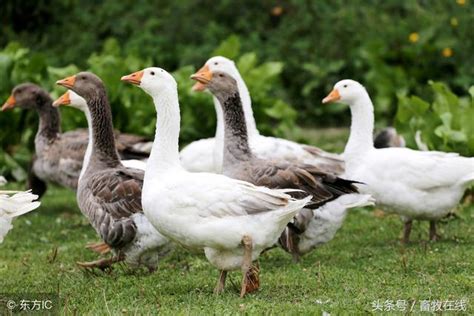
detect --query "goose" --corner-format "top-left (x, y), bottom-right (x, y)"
top-left (53, 90), bottom-right (147, 171)
top-left (55, 72), bottom-right (172, 270)
top-left (121, 67), bottom-right (311, 297)
top-left (191, 70), bottom-right (374, 260)
top-left (373, 127), bottom-right (405, 149)
top-left (181, 56), bottom-right (344, 174)
top-left (0, 190), bottom-right (40, 243)
top-left (1, 84), bottom-right (151, 198)
top-left (323, 79), bottom-right (474, 243)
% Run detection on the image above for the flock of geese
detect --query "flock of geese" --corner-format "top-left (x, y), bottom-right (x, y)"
top-left (1, 56), bottom-right (473, 297)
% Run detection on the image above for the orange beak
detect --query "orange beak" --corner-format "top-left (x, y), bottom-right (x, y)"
top-left (121, 70), bottom-right (144, 85)
top-left (322, 89), bottom-right (341, 104)
top-left (190, 65), bottom-right (212, 91)
top-left (1, 95), bottom-right (16, 111)
top-left (56, 75), bottom-right (76, 89)
top-left (53, 91), bottom-right (71, 107)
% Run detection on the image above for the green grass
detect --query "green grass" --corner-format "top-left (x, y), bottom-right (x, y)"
top-left (1, 131), bottom-right (473, 314)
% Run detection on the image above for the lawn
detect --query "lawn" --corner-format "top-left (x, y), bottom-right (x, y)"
top-left (1, 129), bottom-right (473, 314)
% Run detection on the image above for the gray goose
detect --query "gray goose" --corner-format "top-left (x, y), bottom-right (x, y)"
top-left (191, 70), bottom-right (363, 261)
top-left (1, 83), bottom-right (152, 198)
top-left (55, 72), bottom-right (171, 270)
top-left (374, 127), bottom-right (406, 149)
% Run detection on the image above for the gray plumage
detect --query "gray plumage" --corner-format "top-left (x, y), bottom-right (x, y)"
top-left (59, 72), bottom-right (170, 268)
top-left (5, 83), bottom-right (151, 198)
top-left (200, 71), bottom-right (359, 257)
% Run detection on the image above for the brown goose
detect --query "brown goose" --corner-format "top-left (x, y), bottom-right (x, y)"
top-left (1, 83), bottom-right (152, 198)
top-left (191, 70), bottom-right (364, 261)
top-left (55, 72), bottom-right (171, 270)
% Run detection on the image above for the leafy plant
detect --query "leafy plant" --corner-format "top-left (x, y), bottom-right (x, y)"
top-left (396, 81), bottom-right (474, 156)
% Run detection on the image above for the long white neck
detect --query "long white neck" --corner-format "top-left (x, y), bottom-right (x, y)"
top-left (344, 92), bottom-right (375, 160)
top-left (212, 95), bottom-right (225, 173)
top-left (146, 88), bottom-right (182, 177)
top-left (213, 70), bottom-right (259, 171)
top-left (234, 72), bottom-right (258, 137)
top-left (79, 107), bottom-right (93, 182)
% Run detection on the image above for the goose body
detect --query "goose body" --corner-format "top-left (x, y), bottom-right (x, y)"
top-left (181, 56), bottom-right (344, 174)
top-left (323, 79), bottom-right (474, 241)
top-left (282, 193), bottom-right (374, 255)
top-left (179, 137), bottom-right (215, 172)
top-left (1, 84), bottom-right (150, 197)
top-left (55, 73), bottom-right (171, 270)
top-left (123, 67), bottom-right (311, 296)
top-left (0, 190), bottom-right (40, 243)
top-left (191, 69), bottom-right (365, 260)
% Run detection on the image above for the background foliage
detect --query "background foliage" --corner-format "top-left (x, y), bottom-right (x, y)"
top-left (0, 0), bottom-right (472, 179)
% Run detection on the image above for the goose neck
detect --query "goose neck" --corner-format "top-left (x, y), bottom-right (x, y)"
top-left (147, 90), bottom-right (182, 174)
top-left (344, 94), bottom-right (375, 159)
top-left (218, 92), bottom-right (253, 166)
top-left (36, 95), bottom-right (61, 142)
top-left (234, 73), bottom-right (258, 138)
top-left (79, 106), bottom-right (93, 181)
top-left (86, 94), bottom-right (121, 172)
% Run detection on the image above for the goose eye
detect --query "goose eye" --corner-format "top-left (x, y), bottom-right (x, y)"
top-left (343, 84), bottom-right (348, 88)
top-left (214, 62), bottom-right (218, 65)
top-left (150, 71), bottom-right (155, 76)
top-left (219, 74), bottom-right (223, 77)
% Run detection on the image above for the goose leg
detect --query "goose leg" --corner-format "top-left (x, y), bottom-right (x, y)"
top-left (86, 241), bottom-right (111, 254)
top-left (292, 252), bottom-right (301, 263)
top-left (429, 221), bottom-right (441, 241)
top-left (402, 220), bottom-right (412, 244)
top-left (27, 160), bottom-right (47, 199)
top-left (77, 254), bottom-right (123, 271)
top-left (240, 235), bottom-right (259, 297)
top-left (214, 270), bottom-right (227, 295)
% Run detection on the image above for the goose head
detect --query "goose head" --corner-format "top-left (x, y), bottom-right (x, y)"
top-left (52, 90), bottom-right (87, 112)
top-left (121, 67), bottom-right (177, 97)
top-left (56, 72), bottom-right (106, 103)
top-left (322, 79), bottom-right (367, 105)
top-left (191, 56), bottom-right (238, 91)
top-left (2, 83), bottom-right (48, 111)
top-left (191, 70), bottom-right (238, 103)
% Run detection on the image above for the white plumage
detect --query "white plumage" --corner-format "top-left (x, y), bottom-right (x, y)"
top-left (0, 190), bottom-right (40, 243)
top-left (180, 56), bottom-right (344, 174)
top-left (128, 67), bottom-right (311, 295)
top-left (295, 194), bottom-right (374, 255)
top-left (323, 79), bottom-right (474, 241)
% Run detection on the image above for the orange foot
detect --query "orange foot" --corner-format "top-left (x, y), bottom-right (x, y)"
top-left (245, 263), bottom-right (260, 293)
top-left (86, 242), bottom-right (111, 255)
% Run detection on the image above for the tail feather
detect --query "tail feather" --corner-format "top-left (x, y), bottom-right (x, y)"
top-left (0, 190), bottom-right (41, 218)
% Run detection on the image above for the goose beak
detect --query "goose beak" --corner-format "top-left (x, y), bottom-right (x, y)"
top-left (53, 91), bottom-right (71, 107)
top-left (121, 70), bottom-right (144, 85)
top-left (1, 95), bottom-right (16, 111)
top-left (56, 75), bottom-right (76, 89)
top-left (190, 65), bottom-right (212, 91)
top-left (322, 89), bottom-right (341, 104)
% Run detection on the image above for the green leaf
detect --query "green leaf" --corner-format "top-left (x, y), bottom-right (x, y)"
top-left (212, 35), bottom-right (240, 60)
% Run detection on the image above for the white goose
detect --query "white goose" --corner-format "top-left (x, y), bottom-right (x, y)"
top-left (121, 67), bottom-right (311, 297)
top-left (53, 90), bottom-right (147, 171)
top-left (323, 79), bottom-right (474, 242)
top-left (0, 190), bottom-right (40, 243)
top-left (180, 56), bottom-right (344, 174)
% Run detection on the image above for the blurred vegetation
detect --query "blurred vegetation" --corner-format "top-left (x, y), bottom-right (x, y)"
top-left (396, 82), bottom-right (474, 156)
top-left (0, 0), bottom-right (473, 179)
